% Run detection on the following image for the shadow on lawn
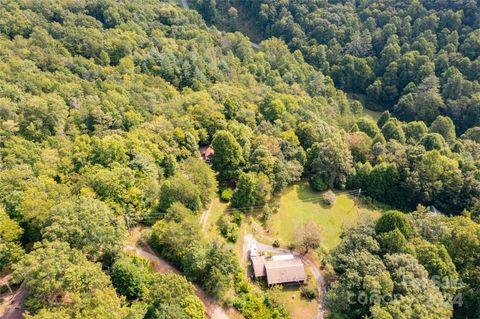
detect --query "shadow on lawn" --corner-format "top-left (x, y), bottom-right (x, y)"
top-left (295, 183), bottom-right (330, 209)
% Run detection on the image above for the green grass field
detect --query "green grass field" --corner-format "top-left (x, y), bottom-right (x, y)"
top-left (268, 267), bottom-right (318, 319)
top-left (347, 93), bottom-right (383, 121)
top-left (267, 183), bottom-right (381, 251)
top-left (363, 108), bottom-right (383, 121)
top-left (203, 198), bottom-right (228, 241)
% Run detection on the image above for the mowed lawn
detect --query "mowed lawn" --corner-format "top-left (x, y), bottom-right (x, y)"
top-left (268, 183), bottom-right (381, 251)
top-left (271, 267), bottom-right (318, 319)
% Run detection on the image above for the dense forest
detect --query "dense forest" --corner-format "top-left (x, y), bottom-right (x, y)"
top-left (0, 0), bottom-right (479, 319)
top-left (327, 207), bottom-right (480, 319)
top-left (192, 0), bottom-right (480, 133)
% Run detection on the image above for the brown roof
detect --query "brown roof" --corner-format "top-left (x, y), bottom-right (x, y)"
top-left (199, 145), bottom-right (214, 160)
top-left (265, 258), bottom-right (306, 285)
top-left (250, 255), bottom-right (306, 285)
top-left (251, 256), bottom-right (266, 277)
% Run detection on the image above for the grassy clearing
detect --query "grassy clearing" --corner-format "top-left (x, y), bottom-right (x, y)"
top-left (364, 108), bottom-right (383, 121)
top-left (201, 183), bottom-right (381, 319)
top-left (347, 93), bottom-right (384, 121)
top-left (249, 268), bottom-right (318, 319)
top-left (272, 273), bottom-right (318, 319)
top-left (266, 183), bottom-right (381, 251)
top-left (206, 182), bottom-right (381, 252)
top-left (203, 198), bottom-right (229, 241)
top-left (203, 198), bottom-right (247, 266)
top-left (168, 0), bottom-right (183, 7)
top-left (125, 226), bottom-right (144, 247)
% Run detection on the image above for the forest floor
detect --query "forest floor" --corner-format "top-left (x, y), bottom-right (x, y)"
top-left (230, 0), bottom-right (265, 44)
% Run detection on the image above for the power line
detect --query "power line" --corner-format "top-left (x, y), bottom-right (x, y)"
top-left (143, 189), bottom-right (363, 216)
top-left (137, 188), bottom-right (366, 223)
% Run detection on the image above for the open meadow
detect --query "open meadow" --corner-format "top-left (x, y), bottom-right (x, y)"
top-left (266, 183), bottom-right (381, 251)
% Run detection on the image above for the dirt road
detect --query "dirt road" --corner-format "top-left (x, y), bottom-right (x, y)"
top-left (1, 283), bottom-right (26, 319)
top-left (126, 245), bottom-right (230, 319)
top-left (199, 200), bottom-right (214, 231)
top-left (180, 0), bottom-right (189, 9)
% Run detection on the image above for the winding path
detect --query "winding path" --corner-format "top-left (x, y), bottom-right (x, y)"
top-left (199, 200), bottom-right (214, 231)
top-left (1, 276), bottom-right (26, 319)
top-left (249, 42), bottom-right (260, 50)
top-left (243, 233), bottom-right (325, 319)
top-left (180, 0), bottom-right (189, 9)
top-left (126, 245), bottom-right (230, 319)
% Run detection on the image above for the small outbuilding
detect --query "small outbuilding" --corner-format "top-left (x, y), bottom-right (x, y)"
top-left (199, 145), bottom-right (214, 162)
top-left (251, 256), bottom-right (266, 277)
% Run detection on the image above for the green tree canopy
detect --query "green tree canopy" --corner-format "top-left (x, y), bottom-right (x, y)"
top-left (211, 130), bottom-right (244, 181)
top-left (375, 210), bottom-right (413, 239)
top-left (42, 196), bottom-right (126, 261)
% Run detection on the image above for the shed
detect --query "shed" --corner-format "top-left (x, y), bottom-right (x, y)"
top-left (251, 256), bottom-right (266, 277)
top-left (199, 145), bottom-right (214, 162)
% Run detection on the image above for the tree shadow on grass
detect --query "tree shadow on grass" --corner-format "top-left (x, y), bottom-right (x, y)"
top-left (295, 183), bottom-right (329, 209)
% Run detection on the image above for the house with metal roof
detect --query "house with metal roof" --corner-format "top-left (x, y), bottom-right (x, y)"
top-left (250, 254), bottom-right (306, 286)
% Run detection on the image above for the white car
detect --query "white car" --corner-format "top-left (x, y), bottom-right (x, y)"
top-left (250, 243), bottom-right (258, 257)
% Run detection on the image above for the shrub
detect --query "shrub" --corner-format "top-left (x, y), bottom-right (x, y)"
top-left (375, 210), bottom-right (413, 239)
top-left (139, 229), bottom-right (152, 247)
top-left (272, 239), bottom-right (280, 248)
top-left (217, 215), bottom-right (238, 243)
top-left (262, 205), bottom-right (273, 221)
top-left (310, 173), bottom-right (328, 191)
top-left (300, 286), bottom-right (318, 300)
top-left (220, 188), bottom-right (233, 202)
top-left (322, 190), bottom-right (336, 206)
top-left (0, 285), bottom-right (7, 294)
top-left (111, 256), bottom-right (153, 300)
top-left (231, 210), bottom-right (243, 226)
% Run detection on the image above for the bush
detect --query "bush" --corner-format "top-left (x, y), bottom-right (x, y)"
top-left (375, 210), bottom-right (413, 239)
top-left (0, 285), bottom-right (7, 294)
top-left (322, 190), bottom-right (336, 206)
top-left (262, 205), bottom-right (273, 221)
top-left (272, 239), bottom-right (280, 248)
top-left (220, 188), bottom-right (233, 202)
top-left (231, 210), bottom-right (243, 226)
top-left (310, 173), bottom-right (328, 191)
top-left (217, 215), bottom-right (238, 243)
top-left (300, 286), bottom-right (318, 300)
top-left (111, 256), bottom-right (153, 300)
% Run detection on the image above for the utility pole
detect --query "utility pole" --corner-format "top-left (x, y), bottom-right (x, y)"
top-left (0, 276), bottom-right (13, 294)
top-left (124, 213), bottom-right (131, 232)
top-left (357, 188), bottom-right (362, 201)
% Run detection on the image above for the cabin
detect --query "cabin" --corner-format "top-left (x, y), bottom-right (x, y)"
top-left (199, 145), bottom-right (214, 162)
top-left (250, 253), bottom-right (306, 286)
